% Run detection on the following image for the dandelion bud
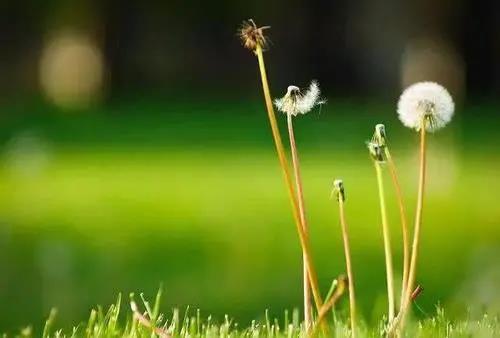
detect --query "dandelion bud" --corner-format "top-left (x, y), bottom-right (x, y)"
top-left (397, 82), bottom-right (454, 132)
top-left (368, 124), bottom-right (388, 162)
top-left (367, 141), bottom-right (385, 163)
top-left (373, 124), bottom-right (387, 146)
top-left (333, 179), bottom-right (346, 202)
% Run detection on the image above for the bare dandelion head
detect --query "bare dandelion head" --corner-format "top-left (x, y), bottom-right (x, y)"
top-left (238, 19), bottom-right (270, 52)
top-left (332, 179), bottom-right (345, 202)
top-left (274, 81), bottom-right (325, 116)
top-left (397, 82), bottom-right (454, 132)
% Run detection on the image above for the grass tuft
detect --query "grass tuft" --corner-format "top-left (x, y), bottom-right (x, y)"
top-left (8, 292), bottom-right (499, 338)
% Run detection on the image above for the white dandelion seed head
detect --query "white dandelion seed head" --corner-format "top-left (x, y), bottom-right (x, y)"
top-left (274, 81), bottom-right (325, 116)
top-left (397, 81), bottom-right (454, 132)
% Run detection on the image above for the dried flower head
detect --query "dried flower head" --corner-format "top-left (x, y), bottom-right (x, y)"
top-left (332, 179), bottom-right (345, 202)
top-left (238, 19), bottom-right (270, 51)
top-left (397, 82), bottom-right (454, 132)
top-left (274, 81), bottom-right (325, 116)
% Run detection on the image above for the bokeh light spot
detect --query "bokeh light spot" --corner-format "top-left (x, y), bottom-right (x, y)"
top-left (39, 32), bottom-right (105, 109)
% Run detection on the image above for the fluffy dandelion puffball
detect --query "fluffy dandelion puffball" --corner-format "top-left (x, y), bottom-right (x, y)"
top-left (397, 82), bottom-right (454, 132)
top-left (274, 81), bottom-right (325, 116)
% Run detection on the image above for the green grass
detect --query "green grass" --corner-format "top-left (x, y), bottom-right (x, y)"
top-left (0, 99), bottom-right (499, 331)
top-left (10, 292), bottom-right (500, 338)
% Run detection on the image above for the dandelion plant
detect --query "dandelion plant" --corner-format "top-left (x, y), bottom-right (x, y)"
top-left (373, 124), bottom-right (410, 307)
top-left (332, 179), bottom-right (357, 337)
top-left (238, 20), bottom-right (324, 314)
top-left (368, 137), bottom-right (396, 323)
top-left (391, 81), bottom-right (455, 334)
top-left (274, 81), bottom-right (325, 328)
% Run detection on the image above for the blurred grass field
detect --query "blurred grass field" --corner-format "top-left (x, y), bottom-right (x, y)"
top-left (0, 98), bottom-right (499, 331)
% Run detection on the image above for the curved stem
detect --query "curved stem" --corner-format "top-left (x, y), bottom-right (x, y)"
top-left (254, 45), bottom-right (323, 313)
top-left (374, 162), bottom-right (395, 322)
top-left (338, 197), bottom-right (357, 337)
top-left (385, 149), bottom-right (410, 308)
top-left (314, 276), bottom-right (347, 332)
top-left (286, 114), bottom-right (312, 329)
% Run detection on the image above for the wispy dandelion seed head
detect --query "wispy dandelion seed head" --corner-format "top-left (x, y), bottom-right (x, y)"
top-left (274, 81), bottom-right (325, 116)
top-left (397, 82), bottom-right (454, 132)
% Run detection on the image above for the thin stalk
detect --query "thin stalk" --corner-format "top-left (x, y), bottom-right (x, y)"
top-left (374, 162), bottom-right (396, 322)
top-left (385, 149), bottom-right (410, 307)
top-left (254, 45), bottom-right (323, 312)
top-left (400, 121), bottom-right (427, 328)
top-left (337, 197), bottom-right (357, 337)
top-left (323, 279), bottom-right (339, 306)
top-left (313, 276), bottom-right (347, 332)
top-left (286, 113), bottom-right (312, 329)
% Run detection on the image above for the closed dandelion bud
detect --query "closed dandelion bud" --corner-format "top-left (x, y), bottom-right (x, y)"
top-left (368, 124), bottom-right (388, 162)
top-left (397, 82), bottom-right (454, 132)
top-left (373, 124), bottom-right (387, 146)
top-left (367, 141), bottom-right (385, 163)
top-left (333, 179), bottom-right (346, 202)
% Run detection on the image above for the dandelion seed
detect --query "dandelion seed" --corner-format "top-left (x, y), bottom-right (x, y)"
top-left (397, 82), bottom-right (454, 132)
top-left (274, 81), bottom-right (325, 116)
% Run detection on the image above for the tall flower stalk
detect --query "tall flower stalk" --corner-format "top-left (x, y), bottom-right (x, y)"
top-left (390, 82), bottom-right (455, 334)
top-left (368, 140), bottom-right (395, 322)
top-left (286, 113), bottom-right (312, 328)
top-left (374, 124), bottom-right (410, 306)
top-left (385, 151), bottom-right (409, 305)
top-left (333, 180), bottom-right (357, 337)
top-left (274, 82), bottom-right (325, 328)
top-left (238, 20), bottom-right (323, 314)
top-left (405, 120), bottom-right (426, 303)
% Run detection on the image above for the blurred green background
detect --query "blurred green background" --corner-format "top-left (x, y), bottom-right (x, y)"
top-left (1, 98), bottom-right (499, 331)
top-left (1, 0), bottom-right (500, 333)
